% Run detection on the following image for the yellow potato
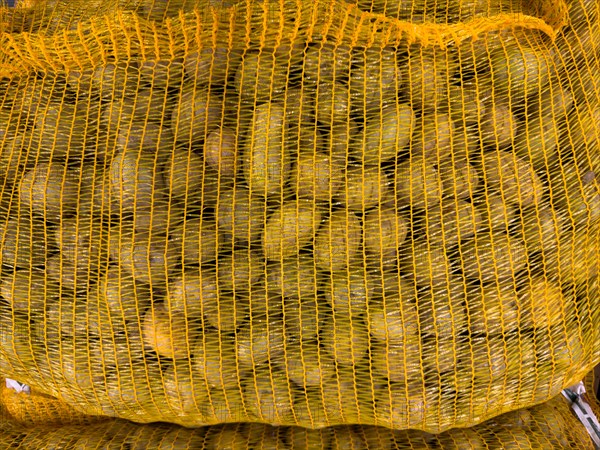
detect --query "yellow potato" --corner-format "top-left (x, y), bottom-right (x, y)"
top-left (303, 42), bottom-right (351, 85)
top-left (32, 102), bottom-right (88, 159)
top-left (204, 424), bottom-right (250, 450)
top-left (117, 231), bottom-right (180, 285)
top-left (162, 362), bottom-right (208, 419)
top-left (290, 151), bottom-right (344, 201)
top-left (411, 113), bottom-right (454, 160)
top-left (1, 269), bottom-right (59, 312)
top-left (216, 185), bottom-right (266, 245)
top-left (217, 250), bottom-right (263, 293)
top-left (417, 279), bottom-right (469, 338)
top-left (368, 297), bottom-right (419, 344)
top-left (438, 158), bottom-right (480, 199)
top-left (89, 331), bottom-right (144, 369)
top-left (330, 120), bottom-right (359, 164)
top-left (371, 338), bottom-right (422, 383)
top-left (324, 268), bottom-right (377, 316)
top-left (513, 114), bottom-right (562, 170)
top-left (243, 102), bottom-right (291, 197)
top-left (204, 127), bottom-right (239, 178)
top-left (193, 332), bottom-right (240, 390)
top-left (395, 156), bottom-right (443, 209)
top-left (287, 426), bottom-right (332, 450)
top-left (518, 277), bottom-right (565, 329)
top-left (45, 253), bottom-right (96, 292)
top-left (19, 162), bottom-right (79, 219)
top-left (461, 233), bottom-right (527, 283)
top-left (115, 121), bottom-right (175, 156)
top-left (243, 368), bottom-right (294, 423)
top-left (339, 165), bottom-right (391, 212)
top-left (166, 269), bottom-right (219, 318)
top-left (172, 218), bottom-right (221, 265)
top-left (236, 317), bottom-right (286, 368)
top-left (479, 103), bottom-right (518, 148)
top-left (143, 303), bottom-right (197, 359)
top-left (357, 103), bottom-right (414, 164)
top-left (203, 291), bottom-right (248, 333)
top-left (549, 163), bottom-right (600, 227)
top-left (362, 207), bottom-right (408, 266)
top-left (161, 147), bottom-right (207, 201)
top-left (481, 150), bottom-right (544, 208)
top-left (424, 199), bottom-right (482, 247)
top-left (321, 315), bottom-right (369, 366)
top-left (315, 82), bottom-right (350, 125)
top-left (170, 87), bottom-right (223, 144)
top-left (526, 85), bottom-right (574, 120)
top-left (266, 256), bottom-right (320, 300)
top-left (262, 200), bottom-right (322, 260)
top-left (467, 283), bottom-right (519, 334)
top-left (404, 50), bottom-right (454, 111)
top-left (399, 239), bottom-right (454, 287)
top-left (184, 47), bottom-right (242, 86)
top-left (276, 340), bottom-right (336, 389)
top-left (474, 193), bottom-right (519, 231)
top-left (314, 209), bottom-right (362, 272)
top-left (520, 204), bottom-right (566, 254)
top-left (110, 147), bottom-right (165, 212)
top-left (99, 266), bottom-right (153, 319)
top-left (234, 52), bottom-right (289, 103)
top-left (0, 214), bottom-right (52, 268)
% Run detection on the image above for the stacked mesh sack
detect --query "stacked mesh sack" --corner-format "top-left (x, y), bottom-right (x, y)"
top-left (0, 377), bottom-right (598, 448)
top-left (0, 0), bottom-right (599, 433)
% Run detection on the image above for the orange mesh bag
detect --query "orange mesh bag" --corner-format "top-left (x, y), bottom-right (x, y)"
top-left (0, 0), bottom-right (599, 433)
top-left (0, 391), bottom-right (596, 448)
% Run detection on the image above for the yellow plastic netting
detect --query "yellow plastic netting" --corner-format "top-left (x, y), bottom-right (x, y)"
top-left (0, 0), bottom-right (599, 433)
top-left (0, 387), bottom-right (596, 448)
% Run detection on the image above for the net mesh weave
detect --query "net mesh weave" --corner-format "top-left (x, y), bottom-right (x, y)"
top-left (0, 0), bottom-right (599, 433)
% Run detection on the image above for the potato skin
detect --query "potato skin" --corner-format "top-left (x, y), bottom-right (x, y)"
top-left (314, 209), bottom-right (362, 272)
top-left (363, 207), bottom-right (408, 266)
top-left (142, 304), bottom-right (196, 360)
top-left (243, 102), bottom-right (291, 197)
top-left (395, 157), bottom-right (442, 209)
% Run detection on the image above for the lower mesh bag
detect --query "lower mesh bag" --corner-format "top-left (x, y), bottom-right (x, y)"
top-left (0, 383), bottom-right (597, 448)
top-left (1, 0), bottom-right (600, 433)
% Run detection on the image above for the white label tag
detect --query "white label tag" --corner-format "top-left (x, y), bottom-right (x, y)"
top-left (5, 378), bottom-right (30, 394)
top-left (563, 383), bottom-right (600, 449)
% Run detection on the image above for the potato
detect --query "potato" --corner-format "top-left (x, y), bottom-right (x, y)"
top-left (243, 368), bottom-right (294, 423)
top-left (395, 156), bottom-right (443, 208)
top-left (19, 162), bottom-right (79, 219)
top-left (519, 205), bottom-right (566, 254)
top-left (467, 336), bottom-right (508, 386)
top-left (110, 147), bottom-right (165, 212)
top-left (236, 317), bottom-right (286, 368)
top-left (217, 250), bottom-right (263, 293)
top-left (1, 269), bottom-right (58, 312)
top-left (481, 150), bottom-right (544, 208)
top-left (287, 426), bottom-right (332, 450)
top-left (467, 283), bottom-right (519, 334)
top-left (184, 47), bottom-right (242, 86)
top-left (99, 266), bottom-right (152, 319)
top-left (115, 121), bottom-right (175, 156)
top-left (234, 52), bottom-right (289, 103)
top-left (358, 104), bottom-right (414, 164)
top-left (314, 209), bottom-right (362, 272)
top-left (526, 85), bottom-right (574, 120)
top-left (479, 103), bottom-right (518, 149)
top-left (161, 362), bottom-right (208, 420)
top-left (166, 269), bottom-right (218, 318)
top-left (438, 158), bottom-right (480, 200)
top-left (404, 50), bottom-right (453, 111)
top-left (411, 113), bottom-right (454, 160)
top-left (131, 198), bottom-right (185, 233)
top-left (518, 277), bottom-right (565, 329)
top-left (315, 82), bottom-right (350, 126)
top-left (216, 186), bottom-right (266, 244)
top-left (488, 44), bottom-right (549, 101)
top-left (243, 102), bottom-right (291, 197)
top-left (417, 280), bottom-right (468, 338)
top-left (171, 218), bottom-right (221, 265)
top-left (87, 62), bottom-right (139, 98)
top-left (362, 207), bottom-right (408, 267)
top-left (1, 214), bottom-right (52, 268)
top-left (101, 99), bottom-right (136, 135)
top-left (138, 58), bottom-right (185, 88)
top-left (143, 303), bottom-right (197, 359)
top-left (276, 340), bottom-right (336, 388)
top-left (513, 114), bottom-right (562, 170)
top-left (321, 315), bottom-right (369, 366)
top-left (292, 390), bottom-right (340, 429)
top-left (303, 42), bottom-right (351, 85)
top-left (324, 267), bottom-right (377, 316)
top-left (339, 165), bottom-right (391, 212)
top-left (46, 253), bottom-right (98, 292)
top-left (193, 332), bottom-right (240, 390)
top-left (170, 88), bottom-right (223, 144)
top-left (474, 193), bottom-right (519, 231)
top-left (266, 256), bottom-right (320, 300)
top-left (368, 296), bottom-right (419, 344)
top-left (0, 132), bottom-right (37, 183)
top-left (424, 199), bottom-right (482, 247)
top-left (330, 427), bottom-right (368, 449)
top-left (203, 292), bottom-right (248, 332)
top-left (89, 331), bottom-right (144, 369)
top-left (446, 83), bottom-right (490, 125)
top-left (330, 120), bottom-right (359, 163)
top-left (399, 239), bottom-right (454, 287)
top-left (204, 424), bottom-right (250, 450)
top-left (32, 102), bottom-right (88, 159)
top-left (290, 151), bottom-right (344, 201)
top-left (263, 200), bottom-right (322, 260)
top-left (204, 127), bottom-right (239, 178)
top-left (117, 231), bottom-right (180, 285)
top-left (549, 163), bottom-right (600, 227)
top-left (161, 147), bottom-right (207, 201)
top-left (460, 233), bottom-right (527, 283)
top-left (371, 338), bottom-right (422, 383)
